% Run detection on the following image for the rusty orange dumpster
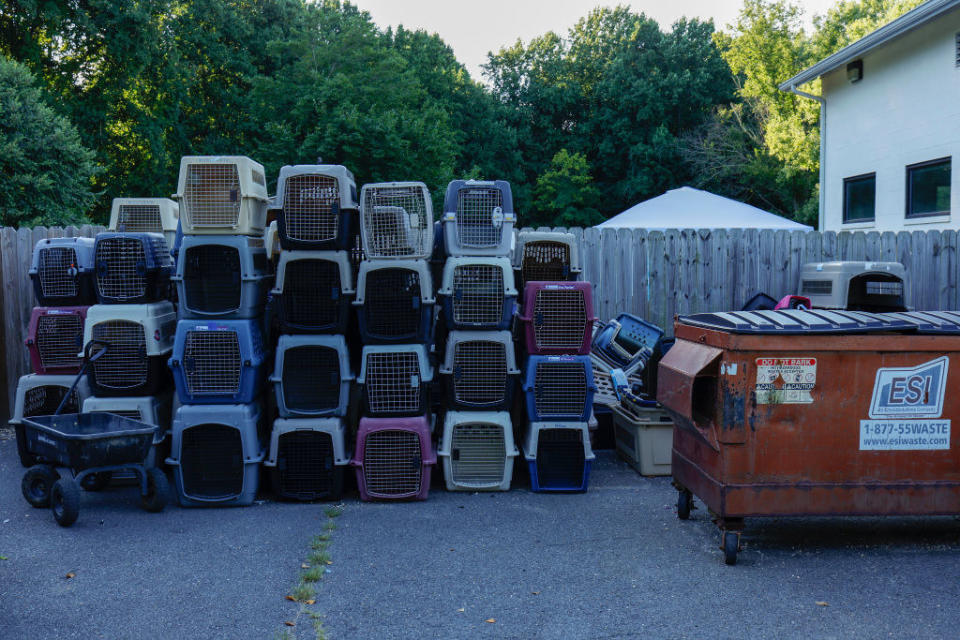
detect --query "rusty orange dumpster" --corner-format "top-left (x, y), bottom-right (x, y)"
top-left (658, 310), bottom-right (960, 564)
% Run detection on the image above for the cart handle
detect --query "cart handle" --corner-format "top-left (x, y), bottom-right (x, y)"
top-left (52, 340), bottom-right (110, 416)
top-left (84, 340), bottom-right (110, 363)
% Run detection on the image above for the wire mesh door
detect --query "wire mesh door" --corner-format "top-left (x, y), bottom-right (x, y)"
top-left (282, 259), bottom-right (342, 329)
top-left (453, 264), bottom-right (504, 326)
top-left (38, 247), bottom-right (79, 299)
top-left (276, 430), bottom-right (336, 498)
top-left (534, 289), bottom-right (587, 350)
top-left (183, 330), bottom-right (242, 396)
top-left (537, 429), bottom-right (585, 488)
top-left (282, 346), bottom-right (342, 413)
top-left (91, 321), bottom-right (148, 390)
top-left (364, 269), bottom-right (423, 339)
top-left (534, 361), bottom-right (587, 417)
top-left (96, 237), bottom-right (148, 301)
top-left (456, 187), bottom-right (503, 248)
top-left (181, 424), bottom-right (243, 498)
top-left (23, 386), bottom-right (79, 416)
top-left (36, 314), bottom-right (83, 370)
top-left (184, 164), bottom-right (242, 227)
top-left (453, 340), bottom-right (507, 406)
top-left (521, 241), bottom-right (571, 286)
top-left (283, 174), bottom-right (339, 242)
top-left (184, 244), bottom-right (242, 313)
top-left (117, 205), bottom-right (162, 233)
top-left (362, 186), bottom-right (430, 257)
top-left (365, 352), bottom-right (422, 414)
top-left (363, 429), bottom-right (422, 495)
top-left (451, 422), bottom-right (505, 486)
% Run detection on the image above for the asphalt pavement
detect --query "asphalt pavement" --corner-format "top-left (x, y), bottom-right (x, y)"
top-left (2, 427), bottom-right (959, 640)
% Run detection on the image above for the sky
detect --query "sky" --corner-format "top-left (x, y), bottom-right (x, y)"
top-left (350, 0), bottom-right (839, 82)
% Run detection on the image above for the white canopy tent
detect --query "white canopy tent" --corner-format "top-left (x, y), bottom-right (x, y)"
top-left (595, 187), bottom-right (812, 231)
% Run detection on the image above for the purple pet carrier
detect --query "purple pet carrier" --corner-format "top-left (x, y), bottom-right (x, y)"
top-left (25, 307), bottom-right (88, 375)
top-left (518, 281), bottom-right (596, 355)
top-left (350, 416), bottom-right (435, 501)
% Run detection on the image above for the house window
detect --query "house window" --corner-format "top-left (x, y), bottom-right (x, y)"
top-left (906, 157), bottom-right (951, 218)
top-left (843, 173), bottom-right (876, 223)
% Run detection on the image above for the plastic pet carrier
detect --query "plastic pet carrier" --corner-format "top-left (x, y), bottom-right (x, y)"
top-left (270, 335), bottom-right (353, 417)
top-left (83, 302), bottom-right (176, 396)
top-left (167, 403), bottom-right (265, 507)
top-left (799, 261), bottom-right (908, 312)
top-left (441, 180), bottom-right (516, 256)
top-left (522, 355), bottom-right (596, 422)
top-left (518, 282), bottom-right (596, 355)
top-left (350, 416), bottom-right (436, 501)
top-left (437, 411), bottom-right (517, 491)
top-left (359, 182), bottom-right (433, 259)
top-left (438, 330), bottom-right (519, 410)
top-left (174, 235), bottom-right (271, 319)
top-left (264, 220), bottom-right (280, 262)
top-left (29, 237), bottom-right (96, 306)
top-left (592, 313), bottom-right (663, 369)
top-left (521, 422), bottom-right (595, 492)
top-left (169, 319), bottom-right (267, 405)
top-left (357, 345), bottom-right (433, 417)
top-left (10, 374), bottom-right (92, 467)
top-left (109, 198), bottom-right (180, 249)
top-left (513, 231), bottom-right (581, 289)
top-left (82, 394), bottom-right (173, 469)
top-left (264, 418), bottom-right (350, 501)
top-left (354, 259), bottom-right (435, 343)
top-left (437, 257), bottom-right (517, 330)
top-left (276, 164), bottom-right (357, 250)
top-left (25, 307), bottom-right (88, 375)
top-left (272, 251), bottom-right (354, 334)
top-left (175, 156), bottom-right (268, 235)
top-left (93, 232), bottom-right (173, 304)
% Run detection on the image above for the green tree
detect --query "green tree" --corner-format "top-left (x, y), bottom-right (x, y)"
top-left (0, 55), bottom-right (97, 227)
top-left (533, 149), bottom-right (602, 227)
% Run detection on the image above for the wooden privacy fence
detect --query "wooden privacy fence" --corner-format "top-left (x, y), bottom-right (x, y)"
top-left (1, 225), bottom-right (957, 423)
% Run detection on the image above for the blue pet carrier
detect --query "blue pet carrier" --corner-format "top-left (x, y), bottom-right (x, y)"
top-left (169, 319), bottom-right (267, 404)
top-left (354, 259), bottom-right (435, 344)
top-left (437, 257), bottom-right (517, 330)
top-left (357, 344), bottom-right (434, 417)
top-left (264, 418), bottom-right (350, 501)
top-left (167, 403), bottom-right (266, 507)
top-left (270, 335), bottom-right (353, 418)
top-left (29, 237), bottom-right (96, 306)
top-left (272, 251), bottom-right (353, 334)
top-left (592, 313), bottom-right (664, 369)
top-left (441, 180), bottom-right (516, 257)
top-left (522, 355), bottom-right (596, 422)
top-left (174, 235), bottom-right (271, 319)
top-left (522, 421), bottom-right (595, 493)
top-left (276, 165), bottom-right (357, 250)
top-left (438, 330), bottom-right (519, 411)
top-left (93, 232), bottom-right (173, 304)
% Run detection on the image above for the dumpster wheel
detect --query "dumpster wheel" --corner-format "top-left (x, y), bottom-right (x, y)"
top-left (677, 489), bottom-right (693, 520)
top-left (723, 531), bottom-right (740, 566)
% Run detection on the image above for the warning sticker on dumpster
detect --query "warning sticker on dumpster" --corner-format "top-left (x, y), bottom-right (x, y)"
top-left (859, 420), bottom-right (950, 450)
top-left (754, 357), bottom-right (817, 404)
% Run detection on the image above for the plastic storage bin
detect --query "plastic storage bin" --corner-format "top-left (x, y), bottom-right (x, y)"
top-left (10, 374), bottom-right (92, 467)
top-left (174, 235), bottom-right (271, 318)
top-left (83, 302), bottom-right (176, 397)
top-left (592, 313), bottom-right (663, 369)
top-left (350, 416), bottom-right (435, 501)
top-left (29, 237), bottom-right (96, 306)
top-left (82, 394), bottom-right (173, 469)
top-left (522, 354), bottom-right (596, 421)
top-left (272, 251), bottom-right (354, 334)
top-left (264, 418), bottom-right (350, 501)
top-left (437, 257), bottom-right (517, 330)
top-left (109, 197), bottom-right (180, 249)
top-left (357, 344), bottom-right (433, 417)
top-left (271, 335), bottom-right (353, 417)
top-left (441, 180), bottom-right (516, 256)
top-left (437, 411), bottom-right (517, 491)
top-left (169, 319), bottom-right (267, 404)
top-left (518, 282), bottom-right (596, 355)
top-left (513, 231), bottom-right (581, 289)
top-left (359, 182), bottom-right (433, 259)
top-left (612, 403), bottom-right (673, 476)
top-left (93, 232), bottom-right (173, 304)
top-left (167, 403), bottom-right (265, 507)
top-left (354, 260), bottom-right (435, 343)
top-left (175, 156), bottom-right (268, 235)
top-left (276, 164), bottom-right (357, 250)
top-left (438, 330), bottom-right (519, 410)
top-left (25, 306), bottom-right (88, 375)
top-left (521, 421), bottom-right (595, 492)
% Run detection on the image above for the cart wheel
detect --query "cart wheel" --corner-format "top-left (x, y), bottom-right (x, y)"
top-left (677, 489), bottom-right (693, 520)
top-left (140, 468), bottom-right (169, 513)
top-left (51, 478), bottom-right (81, 527)
top-left (723, 531), bottom-right (740, 566)
top-left (21, 465), bottom-right (59, 508)
top-left (80, 472), bottom-right (112, 492)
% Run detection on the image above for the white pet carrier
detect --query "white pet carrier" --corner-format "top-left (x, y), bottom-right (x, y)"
top-left (264, 417), bottom-right (350, 501)
top-left (513, 231), bottom-right (581, 286)
top-left (799, 261), bottom-right (908, 312)
top-left (82, 395), bottom-right (173, 468)
top-left (438, 330), bottom-right (519, 410)
top-left (353, 259), bottom-right (435, 343)
top-left (264, 220), bottom-right (281, 262)
top-left (270, 334), bottom-right (353, 417)
top-left (174, 156), bottom-right (268, 235)
top-left (359, 182), bottom-right (433, 259)
top-left (11, 374), bottom-right (93, 466)
top-left (109, 198), bottom-right (180, 249)
top-left (438, 257), bottom-right (517, 329)
top-left (357, 344), bottom-right (434, 416)
top-left (438, 411), bottom-right (517, 491)
top-left (271, 251), bottom-right (354, 333)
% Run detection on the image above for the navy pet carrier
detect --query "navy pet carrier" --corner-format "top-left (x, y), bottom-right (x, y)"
top-left (441, 180), bottom-right (516, 257)
top-left (438, 330), bottom-right (519, 410)
top-left (522, 354), bottom-right (596, 422)
top-left (522, 421), bottom-right (595, 493)
top-left (264, 418), bottom-right (350, 501)
top-left (354, 260), bottom-right (435, 344)
top-left (93, 232), bottom-right (173, 304)
top-left (270, 334), bottom-right (353, 417)
top-left (29, 237), bottom-right (96, 306)
top-left (174, 235), bottom-right (271, 318)
top-left (169, 319), bottom-right (267, 404)
top-left (272, 251), bottom-right (353, 334)
top-left (438, 257), bottom-right (517, 330)
top-left (276, 164), bottom-right (357, 250)
top-left (357, 345), bottom-right (434, 417)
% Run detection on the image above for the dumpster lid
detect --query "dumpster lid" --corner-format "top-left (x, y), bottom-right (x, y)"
top-left (882, 311), bottom-right (960, 334)
top-left (677, 309), bottom-right (918, 334)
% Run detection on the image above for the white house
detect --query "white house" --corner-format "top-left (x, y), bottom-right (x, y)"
top-left (779, 0), bottom-right (960, 232)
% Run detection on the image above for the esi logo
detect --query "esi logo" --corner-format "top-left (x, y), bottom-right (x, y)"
top-left (869, 356), bottom-right (949, 419)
